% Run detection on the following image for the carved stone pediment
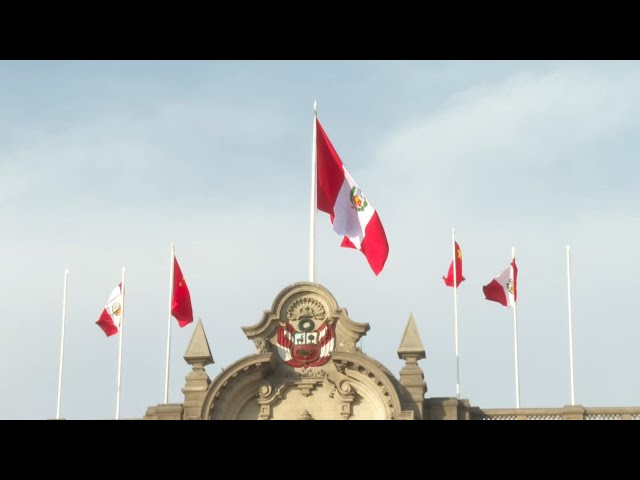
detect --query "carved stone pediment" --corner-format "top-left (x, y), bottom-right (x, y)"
top-left (242, 282), bottom-right (370, 366)
top-left (255, 369), bottom-right (357, 420)
top-left (193, 282), bottom-right (419, 420)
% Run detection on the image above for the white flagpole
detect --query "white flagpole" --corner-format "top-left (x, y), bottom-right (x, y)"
top-left (309, 100), bottom-right (318, 282)
top-left (115, 267), bottom-right (125, 420)
top-left (512, 247), bottom-right (521, 409)
top-left (567, 245), bottom-right (576, 405)
top-left (164, 242), bottom-right (175, 404)
top-left (452, 227), bottom-right (460, 400)
top-left (56, 268), bottom-right (69, 420)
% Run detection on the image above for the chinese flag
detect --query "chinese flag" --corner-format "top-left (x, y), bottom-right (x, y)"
top-left (172, 256), bottom-right (193, 327)
top-left (443, 241), bottom-right (465, 288)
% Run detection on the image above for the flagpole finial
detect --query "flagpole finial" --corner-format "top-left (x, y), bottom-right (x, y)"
top-left (511, 247), bottom-right (516, 259)
top-left (313, 100), bottom-right (317, 116)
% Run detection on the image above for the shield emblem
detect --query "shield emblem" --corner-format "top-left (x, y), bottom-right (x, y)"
top-left (276, 321), bottom-right (335, 368)
top-left (292, 332), bottom-right (321, 364)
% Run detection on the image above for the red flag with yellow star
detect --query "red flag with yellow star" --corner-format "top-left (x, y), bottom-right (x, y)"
top-left (443, 241), bottom-right (465, 288)
top-left (172, 256), bottom-right (193, 327)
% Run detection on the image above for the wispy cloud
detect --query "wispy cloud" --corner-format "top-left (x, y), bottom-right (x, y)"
top-left (376, 65), bottom-right (640, 217)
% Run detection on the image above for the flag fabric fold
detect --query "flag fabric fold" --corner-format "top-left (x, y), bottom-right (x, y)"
top-left (444, 241), bottom-right (465, 287)
top-left (483, 259), bottom-right (518, 307)
top-left (315, 118), bottom-right (389, 275)
top-left (172, 256), bottom-right (193, 327)
top-left (96, 283), bottom-right (123, 337)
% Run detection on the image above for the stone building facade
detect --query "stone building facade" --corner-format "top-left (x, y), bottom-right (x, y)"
top-left (144, 282), bottom-right (640, 420)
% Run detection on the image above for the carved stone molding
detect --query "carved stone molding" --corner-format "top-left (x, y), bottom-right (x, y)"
top-left (256, 377), bottom-right (327, 420)
top-left (331, 351), bottom-right (414, 420)
top-left (284, 368), bottom-right (328, 379)
top-left (286, 297), bottom-right (326, 323)
top-left (253, 337), bottom-right (270, 354)
top-left (203, 353), bottom-right (276, 419)
top-left (325, 376), bottom-right (356, 419)
top-left (335, 340), bottom-right (357, 353)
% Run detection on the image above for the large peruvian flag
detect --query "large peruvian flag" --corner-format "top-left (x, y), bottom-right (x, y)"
top-left (316, 118), bottom-right (389, 275)
top-left (483, 259), bottom-right (518, 307)
top-left (96, 283), bottom-right (123, 337)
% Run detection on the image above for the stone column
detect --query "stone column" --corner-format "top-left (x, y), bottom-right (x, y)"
top-left (397, 313), bottom-right (427, 419)
top-left (182, 319), bottom-right (214, 420)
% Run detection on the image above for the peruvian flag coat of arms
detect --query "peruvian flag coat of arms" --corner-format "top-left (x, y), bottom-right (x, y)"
top-left (275, 299), bottom-right (335, 367)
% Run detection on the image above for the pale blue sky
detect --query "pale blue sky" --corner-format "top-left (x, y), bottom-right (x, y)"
top-left (1, 60), bottom-right (639, 419)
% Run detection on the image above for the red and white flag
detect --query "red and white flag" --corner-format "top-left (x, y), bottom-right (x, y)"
top-left (483, 259), bottom-right (518, 307)
top-left (316, 118), bottom-right (389, 275)
top-left (172, 256), bottom-right (193, 328)
top-left (96, 283), bottom-right (123, 337)
top-left (443, 241), bottom-right (465, 288)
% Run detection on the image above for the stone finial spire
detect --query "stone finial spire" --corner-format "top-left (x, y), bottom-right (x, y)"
top-left (397, 313), bottom-right (427, 419)
top-left (182, 318), bottom-right (214, 419)
top-left (184, 318), bottom-right (214, 366)
top-left (397, 313), bottom-right (425, 361)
